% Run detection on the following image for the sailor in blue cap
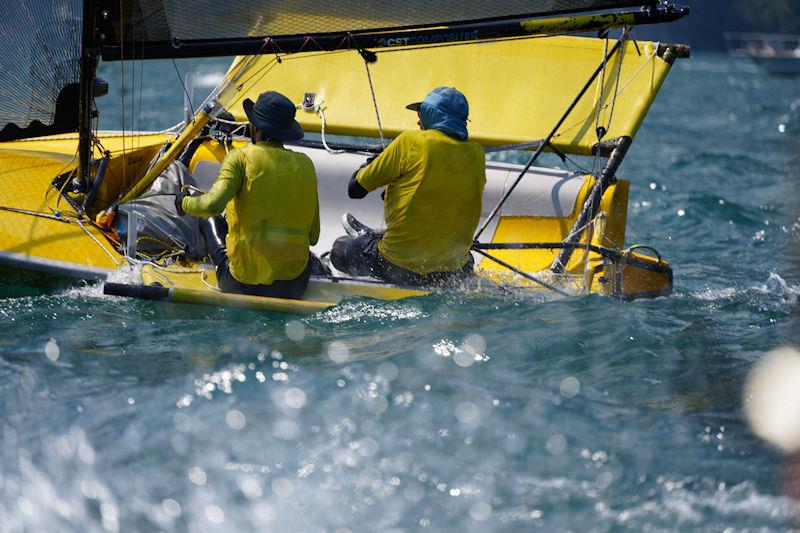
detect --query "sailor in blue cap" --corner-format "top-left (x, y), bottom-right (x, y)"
top-left (331, 86), bottom-right (486, 287)
top-left (178, 91), bottom-right (326, 298)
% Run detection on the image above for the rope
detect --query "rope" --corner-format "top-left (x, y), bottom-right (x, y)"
top-left (0, 205), bottom-right (74, 223)
top-left (472, 248), bottom-right (572, 297)
top-left (316, 108), bottom-right (346, 154)
top-left (200, 268), bottom-right (221, 291)
top-left (583, 35), bottom-right (612, 282)
top-left (359, 49), bottom-right (387, 148)
top-left (75, 218), bottom-right (124, 268)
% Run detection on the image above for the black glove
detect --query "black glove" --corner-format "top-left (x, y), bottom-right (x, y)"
top-left (175, 190), bottom-right (189, 216)
top-left (361, 154), bottom-right (378, 168)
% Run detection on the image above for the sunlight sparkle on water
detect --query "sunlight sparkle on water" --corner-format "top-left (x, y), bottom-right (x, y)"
top-left (546, 434), bottom-right (567, 455)
top-left (744, 346), bottom-right (800, 453)
top-left (188, 467), bottom-right (207, 486)
top-left (377, 362), bottom-right (399, 382)
top-left (237, 475), bottom-right (263, 499)
top-left (284, 388), bottom-right (307, 409)
top-left (560, 377), bottom-right (581, 398)
top-left (470, 501), bottom-right (493, 522)
top-left (161, 498), bottom-right (181, 518)
top-left (226, 410), bottom-right (247, 430)
top-left (455, 402), bottom-right (480, 425)
top-left (204, 504), bottom-right (224, 524)
top-left (44, 339), bottom-right (59, 362)
top-left (433, 337), bottom-right (488, 368)
top-left (285, 320), bottom-right (306, 342)
top-left (271, 477), bottom-right (294, 497)
top-left (328, 341), bottom-right (350, 363)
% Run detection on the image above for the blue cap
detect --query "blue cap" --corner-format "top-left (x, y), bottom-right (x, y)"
top-left (417, 87), bottom-right (469, 141)
top-left (243, 91), bottom-right (304, 142)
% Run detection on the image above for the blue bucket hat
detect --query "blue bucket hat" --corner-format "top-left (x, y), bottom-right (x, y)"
top-left (243, 91), bottom-right (304, 142)
top-left (406, 87), bottom-right (469, 141)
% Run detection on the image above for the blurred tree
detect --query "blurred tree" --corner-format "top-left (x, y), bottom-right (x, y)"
top-left (636, 0), bottom-right (800, 50)
top-left (735, 0), bottom-right (800, 33)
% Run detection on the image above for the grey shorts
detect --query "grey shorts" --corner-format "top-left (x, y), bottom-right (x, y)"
top-left (330, 233), bottom-right (473, 288)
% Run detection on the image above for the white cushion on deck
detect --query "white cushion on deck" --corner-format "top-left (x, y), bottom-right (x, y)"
top-left (190, 147), bottom-right (586, 255)
top-left (192, 160), bottom-right (221, 192)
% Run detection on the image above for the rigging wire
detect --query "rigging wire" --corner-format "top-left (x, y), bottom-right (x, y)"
top-left (581, 29), bottom-right (629, 284)
top-left (137, 44), bottom-right (144, 150)
top-left (591, 34), bottom-right (611, 177)
top-left (472, 38), bottom-right (625, 242)
top-left (119, 0), bottom-right (126, 188)
top-left (171, 59), bottom-right (195, 118)
top-left (131, 35), bottom-right (136, 148)
top-left (546, 47), bottom-right (656, 147)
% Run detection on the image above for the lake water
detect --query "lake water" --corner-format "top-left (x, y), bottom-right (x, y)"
top-left (1, 52), bottom-right (799, 531)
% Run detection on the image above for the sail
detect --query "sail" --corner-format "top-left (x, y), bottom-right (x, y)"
top-left (98, 0), bottom-right (661, 59)
top-left (0, 0), bottom-right (83, 142)
top-left (0, 0), bottom-right (682, 143)
top-left (223, 36), bottom-right (682, 155)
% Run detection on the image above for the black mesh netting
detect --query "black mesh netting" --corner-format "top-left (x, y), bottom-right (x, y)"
top-left (0, 0), bottom-right (83, 141)
top-left (104, 0), bottom-right (647, 43)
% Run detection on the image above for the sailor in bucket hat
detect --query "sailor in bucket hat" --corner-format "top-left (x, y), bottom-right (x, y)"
top-left (242, 91), bottom-right (305, 142)
top-left (178, 90), bottom-right (327, 298)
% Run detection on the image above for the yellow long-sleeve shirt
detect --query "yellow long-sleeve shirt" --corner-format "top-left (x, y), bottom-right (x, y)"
top-left (183, 141), bottom-right (319, 285)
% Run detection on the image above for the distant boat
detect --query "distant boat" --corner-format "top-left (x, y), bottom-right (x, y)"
top-left (724, 32), bottom-right (800, 76)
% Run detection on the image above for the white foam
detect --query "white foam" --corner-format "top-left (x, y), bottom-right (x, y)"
top-left (318, 300), bottom-right (426, 324)
top-left (693, 287), bottom-right (738, 301)
top-left (692, 273), bottom-right (798, 303)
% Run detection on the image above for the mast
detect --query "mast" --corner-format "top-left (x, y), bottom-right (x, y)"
top-left (78, 0), bottom-right (99, 187)
top-left (550, 136), bottom-right (631, 273)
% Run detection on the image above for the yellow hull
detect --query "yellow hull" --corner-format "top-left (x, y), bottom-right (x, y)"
top-left (110, 264), bottom-right (427, 315)
top-left (0, 133), bottom-right (172, 279)
top-left (0, 132), bottom-right (671, 311)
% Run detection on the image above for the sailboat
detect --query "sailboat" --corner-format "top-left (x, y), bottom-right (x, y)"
top-left (724, 32), bottom-right (800, 76)
top-left (0, 0), bottom-right (690, 314)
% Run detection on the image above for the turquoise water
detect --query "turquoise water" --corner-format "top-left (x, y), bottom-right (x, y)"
top-left (1, 53), bottom-right (799, 531)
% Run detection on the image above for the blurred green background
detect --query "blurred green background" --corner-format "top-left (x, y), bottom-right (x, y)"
top-left (639, 0), bottom-right (800, 49)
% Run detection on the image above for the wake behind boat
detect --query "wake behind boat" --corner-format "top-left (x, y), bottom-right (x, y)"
top-left (0, 0), bottom-right (690, 314)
